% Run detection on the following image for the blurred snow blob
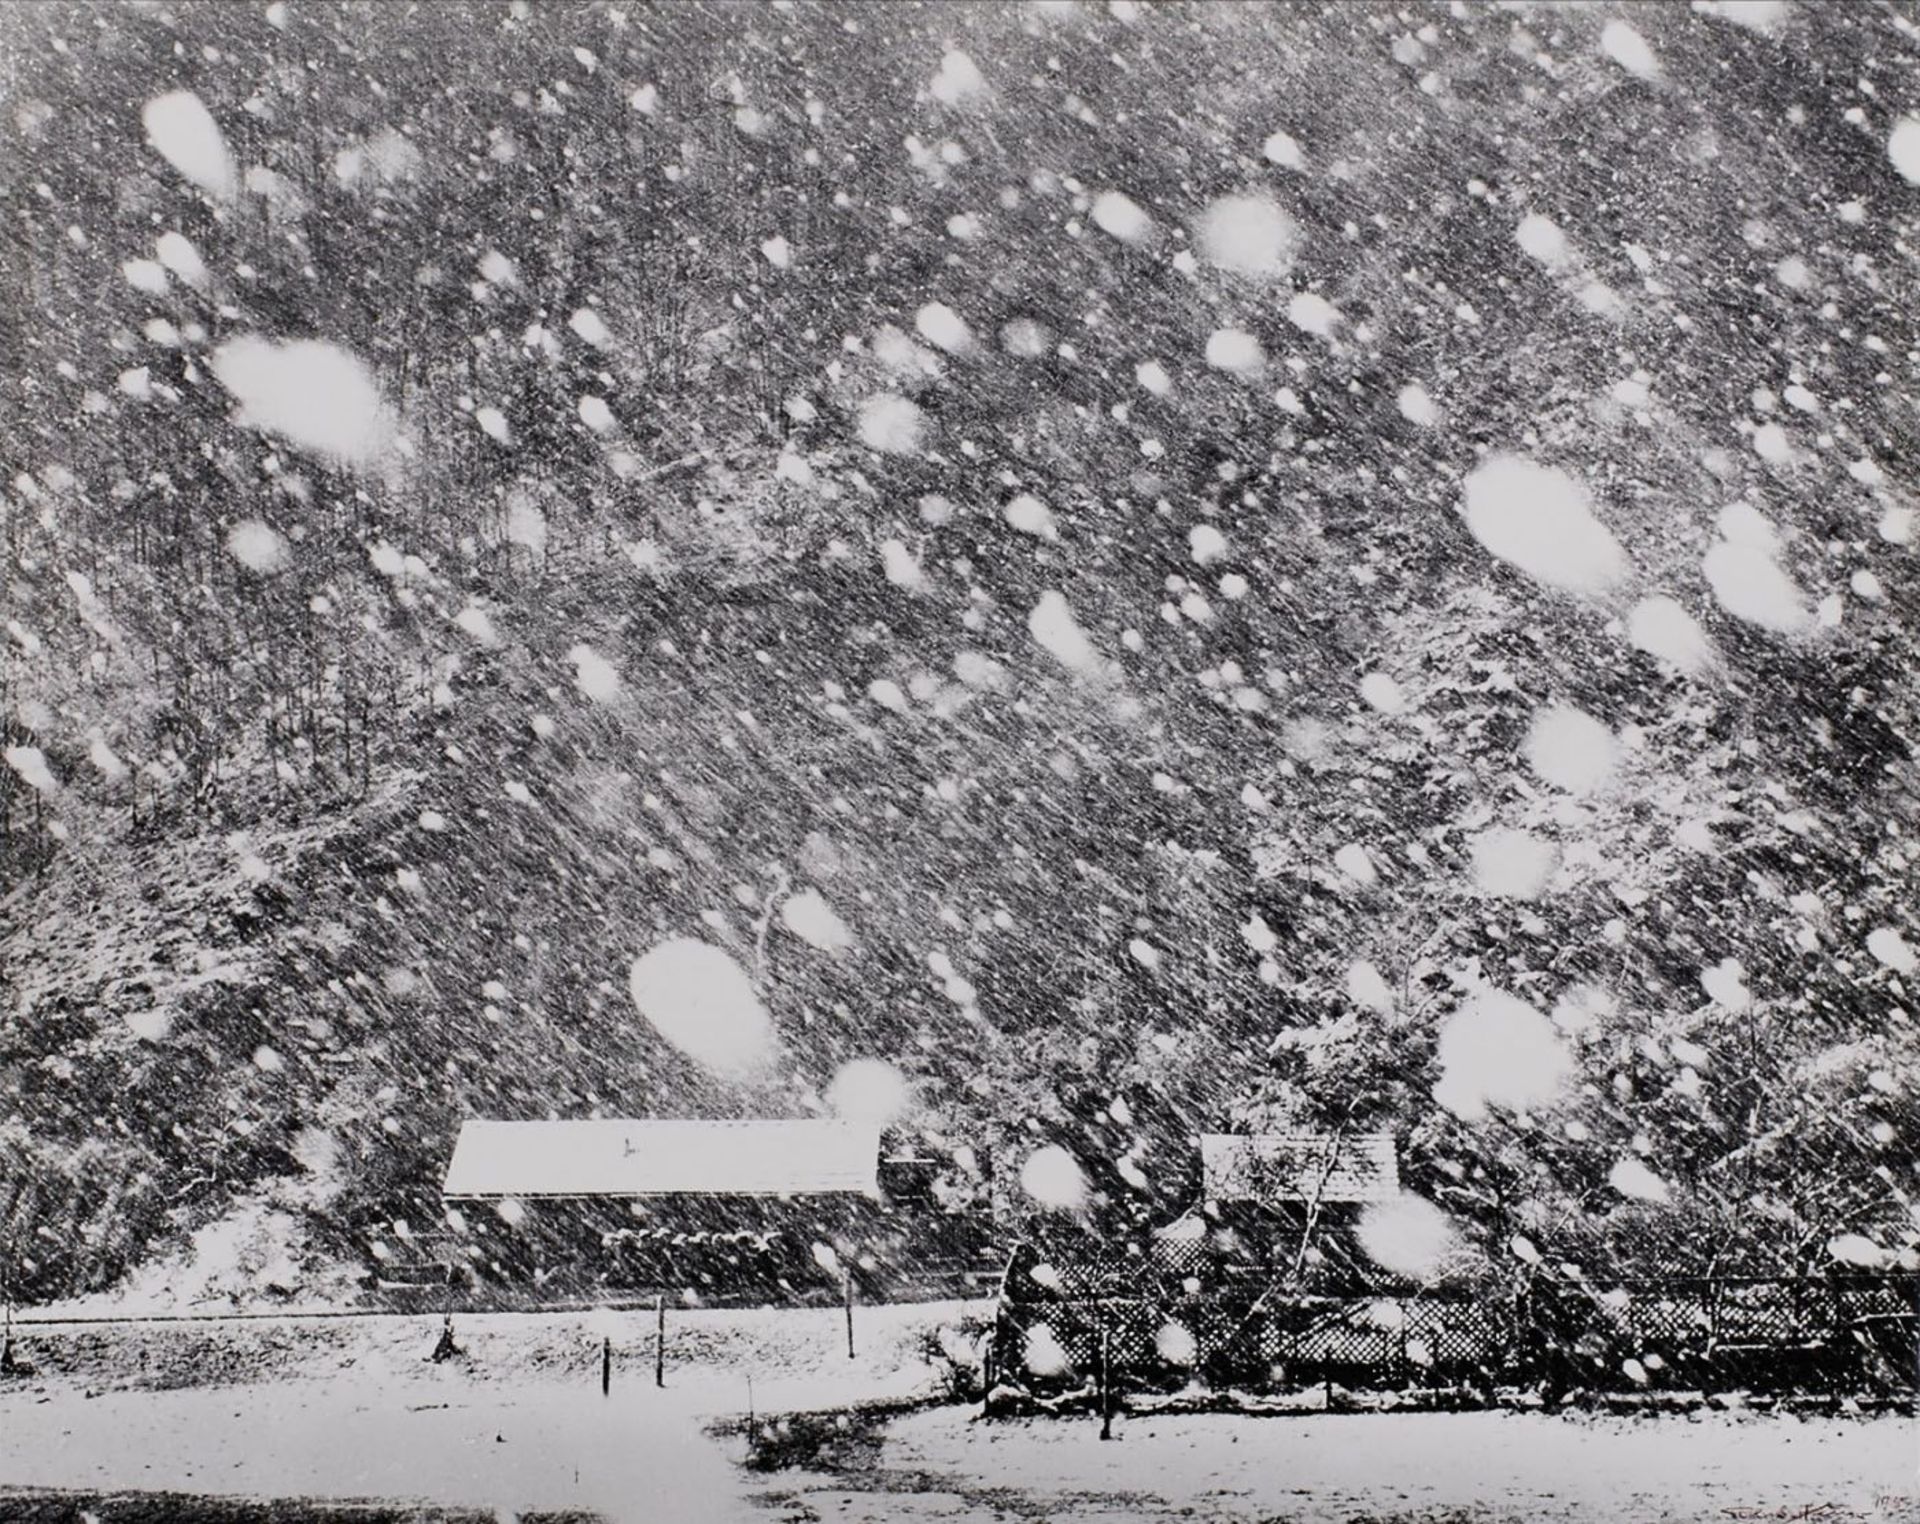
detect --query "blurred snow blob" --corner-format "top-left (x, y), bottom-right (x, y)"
top-left (781, 888), bottom-right (854, 952)
top-left (1888, 116), bottom-right (1920, 184)
top-left (1628, 596), bottom-right (1715, 673)
top-left (1434, 990), bottom-right (1571, 1120)
top-left (1154, 1322), bottom-right (1198, 1366)
top-left (1524, 705), bottom-right (1617, 794)
top-left (1090, 190), bottom-right (1153, 244)
top-left (827, 1058), bottom-right (909, 1123)
top-left (1469, 827), bottom-right (1556, 900)
top-left (210, 336), bottom-right (391, 465)
top-left (628, 938), bottom-right (775, 1077)
top-left (226, 519), bottom-right (290, 574)
top-left (1703, 541), bottom-right (1808, 634)
top-left (857, 393), bottom-right (927, 454)
top-left (1357, 1195), bottom-right (1460, 1281)
top-left (569, 644), bottom-right (621, 701)
top-left (143, 91), bottom-right (236, 199)
top-left (1462, 455), bottom-right (1629, 594)
top-left (1197, 194), bottom-right (1299, 279)
top-left (1828, 1233), bottom-right (1889, 1268)
top-left (1020, 1145), bottom-right (1086, 1210)
top-left (1023, 1322), bottom-right (1070, 1376)
top-left (1866, 927), bottom-right (1916, 974)
top-left (1608, 1157), bottom-right (1672, 1204)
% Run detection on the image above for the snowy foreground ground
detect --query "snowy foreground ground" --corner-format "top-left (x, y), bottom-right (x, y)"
top-left (1, 1302), bottom-right (1916, 1522)
top-left (764, 1406), bottom-right (1920, 1524)
top-left (0, 1301), bottom-right (957, 1523)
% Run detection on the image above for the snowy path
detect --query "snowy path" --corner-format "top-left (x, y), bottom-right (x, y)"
top-left (0, 1380), bottom-right (759, 1523)
top-left (762, 1407), bottom-right (1920, 1523)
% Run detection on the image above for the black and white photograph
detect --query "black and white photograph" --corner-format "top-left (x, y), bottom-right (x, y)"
top-left (1, 0), bottom-right (1917, 1519)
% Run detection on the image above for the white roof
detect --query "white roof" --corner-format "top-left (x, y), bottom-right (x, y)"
top-left (441, 1119), bottom-right (881, 1199)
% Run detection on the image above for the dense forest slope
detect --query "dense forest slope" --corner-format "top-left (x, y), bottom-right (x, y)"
top-left (1, 0), bottom-right (1917, 1304)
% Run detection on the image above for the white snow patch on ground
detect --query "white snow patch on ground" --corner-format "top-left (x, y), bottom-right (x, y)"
top-left (1628, 594), bottom-right (1715, 673)
top-left (858, 393), bottom-right (928, 454)
top-left (1462, 454), bottom-right (1629, 594)
top-left (1524, 704), bottom-right (1617, 793)
top-left (628, 937), bottom-right (775, 1078)
top-left (210, 336), bottom-right (392, 465)
top-left (781, 887), bottom-right (855, 952)
top-left (143, 90), bottom-right (237, 199)
top-left (475, 404), bottom-right (510, 442)
top-left (835, 1404), bottom-right (1917, 1524)
top-left (1196, 194), bottom-right (1299, 279)
top-left (578, 394), bottom-right (616, 432)
top-left (1433, 989), bottom-right (1571, 1120)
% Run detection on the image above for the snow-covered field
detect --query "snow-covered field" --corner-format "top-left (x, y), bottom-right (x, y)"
top-left (0, 1301), bottom-right (970, 1522)
top-left (763, 1406), bottom-right (1920, 1524)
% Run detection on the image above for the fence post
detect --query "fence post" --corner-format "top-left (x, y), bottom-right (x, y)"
top-left (430, 1260), bottom-right (460, 1363)
top-left (845, 1268), bottom-right (856, 1360)
top-left (1099, 1325), bottom-right (1115, 1441)
top-left (654, 1293), bottom-right (665, 1388)
top-left (601, 1334), bottom-right (612, 1396)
